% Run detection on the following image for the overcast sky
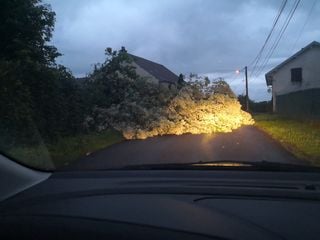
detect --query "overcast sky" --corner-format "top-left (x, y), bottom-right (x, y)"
top-left (46, 0), bottom-right (320, 101)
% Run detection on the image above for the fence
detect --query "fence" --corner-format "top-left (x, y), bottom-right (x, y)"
top-left (277, 88), bottom-right (320, 119)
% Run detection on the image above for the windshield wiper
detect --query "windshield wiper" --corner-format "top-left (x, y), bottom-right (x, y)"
top-left (120, 160), bottom-right (319, 172)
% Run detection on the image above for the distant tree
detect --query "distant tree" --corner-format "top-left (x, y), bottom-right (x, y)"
top-left (177, 73), bottom-right (186, 89)
top-left (237, 94), bottom-right (272, 113)
top-left (211, 79), bottom-right (235, 98)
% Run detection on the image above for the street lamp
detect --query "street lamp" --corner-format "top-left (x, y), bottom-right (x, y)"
top-left (235, 67), bottom-right (249, 112)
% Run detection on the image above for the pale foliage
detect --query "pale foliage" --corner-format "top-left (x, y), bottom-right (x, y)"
top-left (86, 78), bottom-right (254, 140)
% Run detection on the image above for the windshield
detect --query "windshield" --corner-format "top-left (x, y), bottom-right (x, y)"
top-left (1, 0), bottom-right (319, 171)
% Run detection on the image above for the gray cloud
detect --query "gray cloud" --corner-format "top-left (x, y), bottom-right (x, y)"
top-left (46, 0), bottom-right (320, 101)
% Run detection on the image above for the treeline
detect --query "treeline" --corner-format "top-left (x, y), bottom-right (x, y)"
top-left (238, 95), bottom-right (272, 113)
top-left (0, 0), bottom-right (87, 149)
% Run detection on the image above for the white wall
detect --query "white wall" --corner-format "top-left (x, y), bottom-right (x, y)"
top-left (272, 47), bottom-right (320, 96)
top-left (271, 46), bottom-right (320, 112)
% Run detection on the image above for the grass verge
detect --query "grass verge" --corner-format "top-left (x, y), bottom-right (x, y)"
top-left (254, 114), bottom-right (320, 166)
top-left (7, 130), bottom-right (124, 170)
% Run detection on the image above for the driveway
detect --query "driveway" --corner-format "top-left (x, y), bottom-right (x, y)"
top-left (69, 126), bottom-right (304, 170)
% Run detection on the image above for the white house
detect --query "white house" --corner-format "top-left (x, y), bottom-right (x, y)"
top-left (265, 41), bottom-right (320, 118)
top-left (128, 54), bottom-right (178, 89)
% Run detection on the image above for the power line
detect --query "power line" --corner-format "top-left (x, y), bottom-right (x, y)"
top-left (249, 0), bottom-right (288, 77)
top-left (253, 0), bottom-right (301, 78)
top-left (254, 0), bottom-right (301, 77)
top-left (291, 0), bottom-right (317, 53)
top-left (253, 0), bottom-right (297, 77)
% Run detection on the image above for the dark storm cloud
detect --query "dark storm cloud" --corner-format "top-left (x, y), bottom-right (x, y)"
top-left (46, 0), bottom-right (320, 101)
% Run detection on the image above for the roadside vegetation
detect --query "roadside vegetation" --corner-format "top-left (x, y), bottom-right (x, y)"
top-left (0, 1), bottom-right (126, 170)
top-left (7, 130), bottom-right (123, 170)
top-left (254, 114), bottom-right (320, 166)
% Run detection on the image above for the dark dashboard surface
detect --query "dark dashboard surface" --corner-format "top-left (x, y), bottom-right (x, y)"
top-left (1, 170), bottom-right (320, 240)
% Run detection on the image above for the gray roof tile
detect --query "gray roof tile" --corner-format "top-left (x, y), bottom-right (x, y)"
top-left (129, 54), bottom-right (178, 84)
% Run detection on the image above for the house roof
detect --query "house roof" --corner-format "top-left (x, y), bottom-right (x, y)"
top-left (265, 41), bottom-right (320, 86)
top-left (128, 54), bottom-right (178, 84)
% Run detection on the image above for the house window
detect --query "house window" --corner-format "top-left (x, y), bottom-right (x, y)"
top-left (291, 68), bottom-right (302, 83)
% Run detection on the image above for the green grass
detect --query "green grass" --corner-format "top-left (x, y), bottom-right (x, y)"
top-left (254, 114), bottom-right (320, 166)
top-left (8, 130), bottom-right (124, 170)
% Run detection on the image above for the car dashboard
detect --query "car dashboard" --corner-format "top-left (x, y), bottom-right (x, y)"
top-left (1, 170), bottom-right (320, 240)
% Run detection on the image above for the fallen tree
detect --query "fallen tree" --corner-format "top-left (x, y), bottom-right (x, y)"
top-left (84, 53), bottom-right (254, 139)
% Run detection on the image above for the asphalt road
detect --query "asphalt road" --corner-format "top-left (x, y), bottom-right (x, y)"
top-left (70, 126), bottom-right (304, 170)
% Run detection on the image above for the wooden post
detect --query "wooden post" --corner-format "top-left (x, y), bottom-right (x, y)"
top-left (245, 66), bottom-right (249, 112)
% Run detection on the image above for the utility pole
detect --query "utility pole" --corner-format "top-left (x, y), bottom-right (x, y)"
top-left (245, 66), bottom-right (249, 112)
